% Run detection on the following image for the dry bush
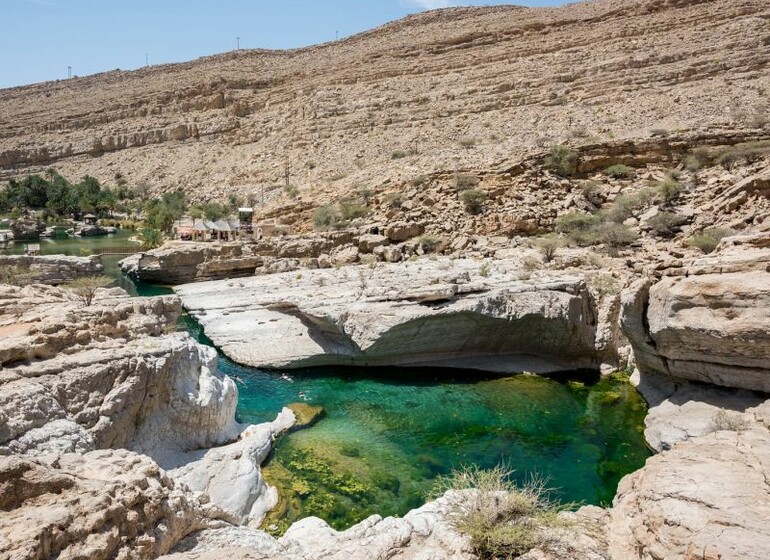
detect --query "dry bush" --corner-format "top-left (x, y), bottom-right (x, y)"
top-left (712, 409), bottom-right (748, 432)
top-left (432, 465), bottom-right (570, 560)
top-left (65, 275), bottom-right (114, 306)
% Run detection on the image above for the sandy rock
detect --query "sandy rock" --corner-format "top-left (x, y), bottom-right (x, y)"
top-left (0, 255), bottom-right (104, 285)
top-left (0, 449), bottom-right (235, 560)
top-left (175, 258), bottom-right (600, 373)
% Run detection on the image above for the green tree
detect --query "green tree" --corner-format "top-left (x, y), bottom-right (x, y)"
top-left (139, 227), bottom-right (164, 250)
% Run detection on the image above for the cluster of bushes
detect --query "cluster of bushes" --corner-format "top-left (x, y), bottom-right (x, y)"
top-left (312, 199), bottom-right (370, 231)
top-left (544, 145), bottom-right (579, 177)
top-left (682, 141), bottom-right (770, 171)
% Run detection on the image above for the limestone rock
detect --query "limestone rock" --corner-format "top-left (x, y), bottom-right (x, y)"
top-left (608, 428), bottom-right (770, 560)
top-left (175, 258), bottom-right (600, 373)
top-left (358, 233), bottom-right (389, 253)
top-left (0, 254), bottom-right (104, 285)
top-left (621, 240), bottom-right (770, 391)
top-left (165, 409), bottom-right (296, 528)
top-left (0, 449), bottom-right (235, 560)
top-left (384, 222), bottom-right (424, 243)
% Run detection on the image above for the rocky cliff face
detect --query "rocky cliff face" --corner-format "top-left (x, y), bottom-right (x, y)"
top-left (1, 0), bottom-right (767, 211)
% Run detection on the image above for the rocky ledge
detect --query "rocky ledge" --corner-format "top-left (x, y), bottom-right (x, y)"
top-left (623, 234), bottom-right (770, 392)
top-left (0, 283), bottom-right (297, 557)
top-left (174, 257), bottom-right (610, 373)
top-left (0, 254), bottom-right (104, 285)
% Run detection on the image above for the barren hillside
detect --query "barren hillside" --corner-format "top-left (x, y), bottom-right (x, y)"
top-left (1, 0), bottom-right (768, 218)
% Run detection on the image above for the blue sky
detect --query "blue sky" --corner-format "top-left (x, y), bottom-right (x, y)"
top-left (0, 0), bottom-right (567, 89)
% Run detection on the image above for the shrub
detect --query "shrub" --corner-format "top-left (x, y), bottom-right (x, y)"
top-left (647, 212), bottom-right (687, 238)
top-left (711, 409), bottom-right (748, 432)
top-left (596, 222), bottom-right (637, 250)
top-left (459, 137), bottom-right (478, 149)
top-left (684, 147), bottom-right (712, 172)
top-left (284, 184), bottom-right (299, 199)
top-left (650, 128), bottom-right (670, 137)
top-left (455, 173), bottom-right (480, 191)
top-left (418, 234), bottom-right (441, 253)
top-left (544, 145), bottom-right (578, 177)
top-left (656, 178), bottom-right (684, 204)
top-left (606, 189), bottom-right (654, 223)
top-left (391, 150), bottom-right (408, 160)
top-left (383, 192), bottom-right (404, 209)
top-left (533, 234), bottom-right (564, 263)
top-left (460, 189), bottom-right (487, 214)
top-left (555, 212), bottom-right (601, 234)
top-left (0, 264), bottom-right (38, 286)
top-left (604, 164), bottom-right (634, 179)
top-left (688, 227), bottom-right (730, 254)
top-left (139, 227), bottom-right (164, 250)
top-left (410, 175), bottom-right (427, 187)
top-left (479, 262), bottom-right (491, 277)
top-left (312, 204), bottom-right (345, 231)
top-left (432, 465), bottom-right (568, 560)
top-left (714, 140), bottom-right (770, 169)
top-left (64, 275), bottom-right (114, 306)
top-left (339, 200), bottom-right (369, 221)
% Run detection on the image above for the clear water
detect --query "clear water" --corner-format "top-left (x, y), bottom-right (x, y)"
top-left (45, 243), bottom-right (650, 532)
top-left (183, 315), bottom-right (650, 532)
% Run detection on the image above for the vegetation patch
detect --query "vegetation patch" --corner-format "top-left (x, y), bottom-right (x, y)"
top-left (432, 465), bottom-right (570, 560)
top-left (604, 164), bottom-right (634, 179)
top-left (688, 227), bottom-right (731, 254)
top-left (544, 145), bottom-right (578, 177)
top-left (647, 212), bottom-right (687, 238)
top-left (460, 189), bottom-right (487, 214)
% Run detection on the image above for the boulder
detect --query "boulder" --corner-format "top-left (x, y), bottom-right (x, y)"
top-left (358, 233), bottom-right (389, 253)
top-left (384, 221), bottom-right (424, 242)
top-left (621, 238), bottom-right (770, 391)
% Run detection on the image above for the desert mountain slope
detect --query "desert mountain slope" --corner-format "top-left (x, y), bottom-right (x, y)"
top-left (0, 0), bottom-right (768, 206)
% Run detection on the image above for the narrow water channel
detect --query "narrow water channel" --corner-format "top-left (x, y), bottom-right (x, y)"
top-left (20, 235), bottom-right (651, 532)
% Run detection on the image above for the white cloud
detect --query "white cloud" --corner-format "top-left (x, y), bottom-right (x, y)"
top-left (401, 0), bottom-right (456, 10)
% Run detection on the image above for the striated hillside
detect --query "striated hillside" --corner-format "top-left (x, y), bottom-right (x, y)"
top-left (0, 0), bottom-right (768, 214)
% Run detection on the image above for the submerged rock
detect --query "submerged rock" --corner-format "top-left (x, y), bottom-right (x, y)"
top-left (286, 402), bottom-right (325, 428)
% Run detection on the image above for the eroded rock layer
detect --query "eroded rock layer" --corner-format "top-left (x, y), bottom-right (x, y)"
top-left (174, 258), bottom-right (603, 373)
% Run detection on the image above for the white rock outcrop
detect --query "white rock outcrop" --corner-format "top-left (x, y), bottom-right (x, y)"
top-left (175, 258), bottom-right (602, 373)
top-left (622, 236), bottom-right (770, 392)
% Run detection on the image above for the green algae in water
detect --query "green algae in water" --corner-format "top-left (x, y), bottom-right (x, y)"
top-left (226, 363), bottom-right (650, 532)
